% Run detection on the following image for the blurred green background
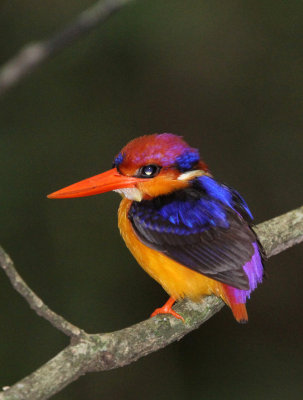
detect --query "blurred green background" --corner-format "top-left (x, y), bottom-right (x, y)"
top-left (1, 0), bottom-right (303, 399)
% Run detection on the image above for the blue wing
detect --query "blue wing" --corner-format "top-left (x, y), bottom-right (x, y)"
top-left (129, 176), bottom-right (259, 290)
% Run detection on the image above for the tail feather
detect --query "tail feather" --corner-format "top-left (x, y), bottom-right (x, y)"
top-left (221, 241), bottom-right (263, 322)
top-left (229, 302), bottom-right (248, 323)
top-left (221, 284), bottom-right (248, 322)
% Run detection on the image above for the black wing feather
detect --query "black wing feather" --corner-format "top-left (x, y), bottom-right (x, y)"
top-left (129, 181), bottom-right (257, 290)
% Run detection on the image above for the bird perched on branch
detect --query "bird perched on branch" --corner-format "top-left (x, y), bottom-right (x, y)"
top-left (48, 133), bottom-right (264, 323)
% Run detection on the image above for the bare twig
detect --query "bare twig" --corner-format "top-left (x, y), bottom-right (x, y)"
top-left (0, 0), bottom-right (136, 96)
top-left (0, 205), bottom-right (303, 400)
top-left (0, 247), bottom-right (85, 338)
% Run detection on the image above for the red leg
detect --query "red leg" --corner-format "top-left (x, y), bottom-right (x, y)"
top-left (150, 297), bottom-right (184, 322)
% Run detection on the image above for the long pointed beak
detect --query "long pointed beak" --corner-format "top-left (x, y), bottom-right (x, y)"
top-left (47, 168), bottom-right (145, 199)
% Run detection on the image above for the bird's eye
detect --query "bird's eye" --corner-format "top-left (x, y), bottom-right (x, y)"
top-left (139, 164), bottom-right (161, 178)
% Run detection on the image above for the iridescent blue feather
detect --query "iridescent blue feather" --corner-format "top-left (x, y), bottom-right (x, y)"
top-left (129, 178), bottom-right (261, 290)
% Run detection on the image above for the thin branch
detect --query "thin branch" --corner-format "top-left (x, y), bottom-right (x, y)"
top-left (0, 0), bottom-right (136, 97)
top-left (0, 205), bottom-right (303, 400)
top-left (0, 297), bottom-right (224, 400)
top-left (0, 247), bottom-right (85, 338)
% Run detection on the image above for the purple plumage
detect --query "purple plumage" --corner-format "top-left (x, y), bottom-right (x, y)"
top-left (225, 242), bottom-right (263, 304)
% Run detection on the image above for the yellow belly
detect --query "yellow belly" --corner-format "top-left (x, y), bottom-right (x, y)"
top-left (118, 198), bottom-right (227, 302)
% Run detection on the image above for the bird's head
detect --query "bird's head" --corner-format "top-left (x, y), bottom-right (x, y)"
top-left (48, 133), bottom-right (210, 201)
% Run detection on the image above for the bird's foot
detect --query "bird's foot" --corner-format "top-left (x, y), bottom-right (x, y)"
top-left (150, 297), bottom-right (184, 322)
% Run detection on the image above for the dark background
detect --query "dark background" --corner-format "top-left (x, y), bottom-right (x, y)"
top-left (1, 1), bottom-right (303, 399)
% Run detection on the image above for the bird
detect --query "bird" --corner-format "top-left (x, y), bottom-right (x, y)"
top-left (48, 133), bottom-right (264, 323)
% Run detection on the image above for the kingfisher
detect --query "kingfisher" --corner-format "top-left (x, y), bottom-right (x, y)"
top-left (48, 133), bottom-right (264, 323)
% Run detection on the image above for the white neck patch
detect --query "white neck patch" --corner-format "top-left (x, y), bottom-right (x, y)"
top-left (114, 188), bottom-right (143, 201)
top-left (177, 170), bottom-right (205, 181)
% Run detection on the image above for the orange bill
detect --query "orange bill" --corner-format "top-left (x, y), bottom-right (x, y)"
top-left (47, 168), bottom-right (145, 199)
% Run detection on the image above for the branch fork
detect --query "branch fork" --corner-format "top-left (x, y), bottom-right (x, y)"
top-left (1, 205), bottom-right (303, 400)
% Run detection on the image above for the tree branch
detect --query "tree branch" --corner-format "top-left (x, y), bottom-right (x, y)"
top-left (0, 0), bottom-right (135, 97)
top-left (0, 247), bottom-right (85, 338)
top-left (0, 205), bottom-right (303, 400)
top-left (253, 205), bottom-right (303, 257)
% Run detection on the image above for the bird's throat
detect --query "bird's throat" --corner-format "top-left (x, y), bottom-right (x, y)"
top-left (114, 187), bottom-right (143, 201)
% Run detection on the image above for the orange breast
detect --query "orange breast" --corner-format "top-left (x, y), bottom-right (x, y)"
top-left (118, 198), bottom-right (228, 303)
